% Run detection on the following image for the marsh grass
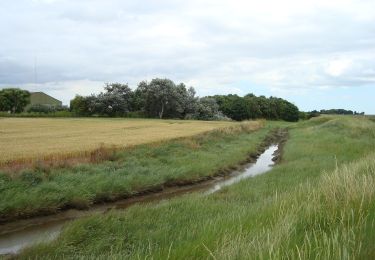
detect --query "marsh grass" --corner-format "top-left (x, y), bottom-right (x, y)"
top-left (18, 116), bottom-right (375, 259)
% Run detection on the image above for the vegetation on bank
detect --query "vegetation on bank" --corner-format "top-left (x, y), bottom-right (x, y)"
top-left (18, 116), bottom-right (375, 259)
top-left (0, 120), bottom-right (270, 222)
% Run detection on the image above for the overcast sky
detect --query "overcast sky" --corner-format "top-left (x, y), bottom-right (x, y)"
top-left (1, 0), bottom-right (374, 113)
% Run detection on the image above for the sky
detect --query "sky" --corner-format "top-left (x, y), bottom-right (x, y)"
top-left (0, 0), bottom-right (374, 113)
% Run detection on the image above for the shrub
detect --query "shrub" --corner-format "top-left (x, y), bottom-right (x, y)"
top-left (27, 104), bottom-right (69, 114)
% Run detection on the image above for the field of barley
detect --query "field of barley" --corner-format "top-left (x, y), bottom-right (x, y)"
top-left (0, 118), bottom-right (239, 164)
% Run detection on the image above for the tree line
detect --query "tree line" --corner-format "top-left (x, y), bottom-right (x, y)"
top-left (70, 79), bottom-right (225, 120)
top-left (70, 78), bottom-right (300, 121)
top-left (320, 109), bottom-right (364, 115)
top-left (299, 109), bottom-right (365, 119)
top-left (1, 78), bottom-right (301, 121)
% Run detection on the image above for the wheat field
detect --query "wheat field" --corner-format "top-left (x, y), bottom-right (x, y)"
top-left (0, 118), bottom-right (242, 164)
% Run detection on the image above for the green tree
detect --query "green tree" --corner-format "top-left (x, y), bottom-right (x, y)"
top-left (176, 84), bottom-right (197, 118)
top-left (212, 93), bottom-right (299, 122)
top-left (193, 97), bottom-right (220, 120)
top-left (70, 95), bottom-right (96, 116)
top-left (130, 81), bottom-right (148, 112)
top-left (279, 100), bottom-right (299, 122)
top-left (244, 94), bottom-right (261, 119)
top-left (132, 80), bottom-right (198, 119)
top-left (0, 88), bottom-right (30, 113)
top-left (141, 78), bottom-right (182, 119)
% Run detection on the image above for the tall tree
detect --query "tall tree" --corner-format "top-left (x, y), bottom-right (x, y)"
top-left (95, 83), bottom-right (132, 116)
top-left (130, 81), bottom-right (148, 112)
top-left (143, 78), bottom-right (178, 119)
top-left (176, 84), bottom-right (198, 118)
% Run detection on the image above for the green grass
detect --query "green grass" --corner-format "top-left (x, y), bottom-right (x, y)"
top-left (0, 121), bottom-right (276, 222)
top-left (18, 116), bottom-right (375, 259)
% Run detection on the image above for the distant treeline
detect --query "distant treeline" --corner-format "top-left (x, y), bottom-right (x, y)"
top-left (70, 78), bottom-right (300, 121)
top-left (320, 109), bottom-right (364, 115)
top-left (300, 109), bottom-right (365, 119)
top-left (1, 79), bottom-right (300, 121)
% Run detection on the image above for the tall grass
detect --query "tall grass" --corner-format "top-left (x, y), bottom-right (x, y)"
top-left (215, 154), bottom-right (375, 259)
top-left (18, 116), bottom-right (375, 259)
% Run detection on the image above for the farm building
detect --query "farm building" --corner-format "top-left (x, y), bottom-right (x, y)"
top-left (25, 92), bottom-right (62, 111)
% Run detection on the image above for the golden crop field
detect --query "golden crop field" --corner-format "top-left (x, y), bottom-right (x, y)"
top-left (0, 118), bottom-right (239, 164)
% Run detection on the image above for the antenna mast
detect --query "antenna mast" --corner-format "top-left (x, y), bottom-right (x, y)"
top-left (34, 56), bottom-right (38, 84)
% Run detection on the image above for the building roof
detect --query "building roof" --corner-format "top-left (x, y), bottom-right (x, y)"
top-left (30, 92), bottom-right (62, 104)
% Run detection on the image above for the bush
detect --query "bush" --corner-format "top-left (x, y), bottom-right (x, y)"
top-left (0, 111), bottom-right (74, 118)
top-left (27, 104), bottom-right (69, 114)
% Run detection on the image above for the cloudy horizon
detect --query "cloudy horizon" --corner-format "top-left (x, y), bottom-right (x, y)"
top-left (1, 0), bottom-right (374, 113)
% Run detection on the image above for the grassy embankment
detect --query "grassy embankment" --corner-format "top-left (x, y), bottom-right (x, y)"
top-left (19, 116), bottom-right (375, 259)
top-left (0, 119), bottom-right (273, 222)
top-left (0, 118), bottom-right (234, 166)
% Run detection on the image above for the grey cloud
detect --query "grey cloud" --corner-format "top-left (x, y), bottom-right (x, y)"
top-left (0, 0), bottom-right (374, 108)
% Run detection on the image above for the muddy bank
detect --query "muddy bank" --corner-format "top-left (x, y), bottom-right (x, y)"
top-left (0, 128), bottom-right (288, 225)
top-left (0, 144), bottom-right (282, 256)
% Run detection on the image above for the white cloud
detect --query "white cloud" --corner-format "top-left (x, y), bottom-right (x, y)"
top-left (326, 58), bottom-right (352, 77)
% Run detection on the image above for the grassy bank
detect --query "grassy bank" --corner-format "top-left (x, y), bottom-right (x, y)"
top-left (0, 120), bottom-right (272, 222)
top-left (19, 116), bottom-right (375, 259)
top-left (0, 118), bottom-right (234, 165)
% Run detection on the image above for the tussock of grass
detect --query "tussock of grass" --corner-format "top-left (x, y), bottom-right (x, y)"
top-left (18, 116), bottom-right (375, 259)
top-left (216, 154), bottom-right (375, 259)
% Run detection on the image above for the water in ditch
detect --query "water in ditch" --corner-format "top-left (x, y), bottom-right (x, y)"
top-left (0, 144), bottom-right (279, 256)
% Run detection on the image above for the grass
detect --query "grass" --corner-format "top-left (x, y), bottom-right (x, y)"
top-left (0, 120), bottom-right (268, 222)
top-left (0, 117), bottom-right (235, 165)
top-left (17, 115), bottom-right (375, 259)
